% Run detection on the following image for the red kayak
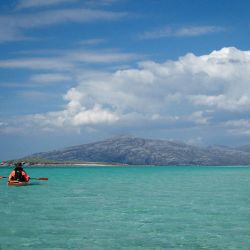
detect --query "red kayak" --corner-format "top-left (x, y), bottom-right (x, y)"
top-left (8, 180), bottom-right (29, 186)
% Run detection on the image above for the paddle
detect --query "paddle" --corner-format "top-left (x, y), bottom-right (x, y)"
top-left (30, 177), bottom-right (48, 180)
top-left (0, 176), bottom-right (48, 180)
top-left (0, 176), bottom-right (9, 179)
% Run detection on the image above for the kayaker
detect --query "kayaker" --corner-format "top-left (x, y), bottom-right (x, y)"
top-left (8, 162), bottom-right (30, 182)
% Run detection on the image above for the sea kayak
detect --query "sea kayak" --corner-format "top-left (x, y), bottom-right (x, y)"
top-left (8, 180), bottom-right (29, 186)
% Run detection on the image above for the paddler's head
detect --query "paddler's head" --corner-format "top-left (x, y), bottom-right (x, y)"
top-left (14, 162), bottom-right (23, 170)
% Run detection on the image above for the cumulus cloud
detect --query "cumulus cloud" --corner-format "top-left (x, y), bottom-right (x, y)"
top-left (68, 47), bottom-right (250, 115)
top-left (24, 88), bottom-right (119, 129)
top-left (2, 47), bottom-right (250, 139)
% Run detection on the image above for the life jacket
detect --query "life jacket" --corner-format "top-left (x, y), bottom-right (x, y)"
top-left (15, 169), bottom-right (24, 181)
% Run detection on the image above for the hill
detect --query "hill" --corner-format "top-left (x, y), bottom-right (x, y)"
top-left (27, 136), bottom-right (250, 166)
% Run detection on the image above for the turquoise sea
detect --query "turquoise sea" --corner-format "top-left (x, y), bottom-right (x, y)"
top-left (1, 166), bottom-right (250, 250)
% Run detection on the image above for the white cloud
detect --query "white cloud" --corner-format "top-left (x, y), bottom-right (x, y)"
top-left (62, 47), bottom-right (250, 124)
top-left (186, 111), bottom-right (210, 125)
top-left (17, 90), bottom-right (55, 99)
top-left (175, 26), bottom-right (225, 37)
top-left (189, 94), bottom-right (250, 111)
top-left (78, 38), bottom-right (106, 46)
top-left (18, 9), bottom-right (126, 29)
top-left (66, 50), bottom-right (137, 63)
top-left (224, 119), bottom-right (250, 136)
top-left (2, 47), bottom-right (250, 137)
top-left (0, 123), bottom-right (24, 135)
top-left (16, 0), bottom-right (120, 10)
top-left (0, 8), bottom-right (127, 43)
top-left (0, 24), bottom-right (25, 43)
top-left (30, 73), bottom-right (71, 83)
top-left (85, 0), bottom-right (120, 7)
top-left (21, 88), bottom-right (119, 129)
top-left (17, 0), bottom-right (77, 9)
top-left (0, 57), bottom-right (72, 70)
top-left (72, 106), bottom-right (119, 125)
top-left (0, 49), bottom-right (137, 70)
top-left (63, 88), bottom-right (119, 125)
top-left (140, 25), bottom-right (225, 39)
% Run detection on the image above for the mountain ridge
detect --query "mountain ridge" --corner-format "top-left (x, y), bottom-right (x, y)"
top-left (26, 136), bottom-right (250, 166)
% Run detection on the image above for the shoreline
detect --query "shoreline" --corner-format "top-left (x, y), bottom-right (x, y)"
top-left (1, 163), bottom-right (250, 168)
top-left (0, 163), bottom-right (129, 168)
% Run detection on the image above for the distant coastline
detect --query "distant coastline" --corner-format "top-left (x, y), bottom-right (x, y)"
top-left (0, 160), bottom-right (128, 168)
top-left (1, 162), bottom-right (250, 168)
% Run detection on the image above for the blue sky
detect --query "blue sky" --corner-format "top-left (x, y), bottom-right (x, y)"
top-left (0, 0), bottom-right (250, 160)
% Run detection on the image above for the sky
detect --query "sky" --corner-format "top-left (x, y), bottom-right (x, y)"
top-left (0, 0), bottom-right (250, 160)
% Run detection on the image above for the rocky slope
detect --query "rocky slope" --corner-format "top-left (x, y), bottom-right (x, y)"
top-left (28, 136), bottom-right (250, 166)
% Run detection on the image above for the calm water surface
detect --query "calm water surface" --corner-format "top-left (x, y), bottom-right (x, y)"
top-left (0, 166), bottom-right (250, 250)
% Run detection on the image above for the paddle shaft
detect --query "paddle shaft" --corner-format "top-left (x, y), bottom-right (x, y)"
top-left (0, 176), bottom-right (48, 180)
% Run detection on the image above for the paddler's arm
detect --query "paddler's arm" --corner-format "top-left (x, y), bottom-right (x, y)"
top-left (22, 171), bottom-right (30, 182)
top-left (8, 171), bottom-right (15, 181)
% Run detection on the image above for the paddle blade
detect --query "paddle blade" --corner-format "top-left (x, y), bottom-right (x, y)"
top-left (32, 177), bottom-right (48, 180)
top-left (0, 176), bottom-right (8, 179)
